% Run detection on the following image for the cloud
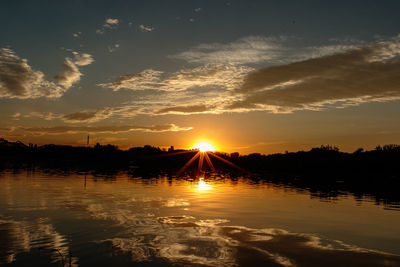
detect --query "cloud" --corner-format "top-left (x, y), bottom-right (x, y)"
top-left (62, 108), bottom-right (114, 123)
top-left (54, 51), bottom-right (94, 89)
top-left (11, 112), bottom-right (21, 119)
top-left (105, 18), bottom-right (119, 26)
top-left (97, 35), bottom-right (400, 117)
top-left (20, 124), bottom-right (193, 134)
top-left (155, 104), bottom-right (212, 115)
top-left (54, 57), bottom-right (81, 88)
top-left (131, 35), bottom-right (400, 115)
top-left (72, 52), bottom-right (94, 66)
top-left (0, 126), bottom-right (11, 132)
top-left (139, 24), bottom-right (154, 32)
top-left (166, 64), bottom-right (253, 91)
top-left (108, 43), bottom-right (120, 53)
top-left (194, 8), bottom-right (202, 12)
top-left (100, 69), bottom-right (164, 91)
top-left (97, 65), bottom-right (253, 117)
top-left (24, 112), bottom-right (61, 121)
top-left (99, 64), bottom-right (253, 92)
top-left (0, 48), bottom-right (65, 99)
top-left (73, 31), bottom-right (82, 38)
top-left (226, 35), bottom-right (400, 113)
top-left (9, 105), bottom-right (142, 124)
top-left (170, 36), bottom-right (358, 65)
top-left (96, 18), bottom-right (119, 34)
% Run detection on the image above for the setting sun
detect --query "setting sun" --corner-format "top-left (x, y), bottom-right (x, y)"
top-left (192, 141), bottom-right (216, 152)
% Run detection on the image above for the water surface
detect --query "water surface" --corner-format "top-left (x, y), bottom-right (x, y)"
top-left (1, 171), bottom-right (399, 266)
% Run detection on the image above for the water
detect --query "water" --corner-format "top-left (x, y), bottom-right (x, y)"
top-left (0, 170), bottom-right (399, 266)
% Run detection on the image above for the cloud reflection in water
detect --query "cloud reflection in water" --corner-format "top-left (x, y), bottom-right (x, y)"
top-left (96, 211), bottom-right (400, 266)
top-left (0, 218), bottom-right (78, 266)
top-left (2, 173), bottom-right (400, 266)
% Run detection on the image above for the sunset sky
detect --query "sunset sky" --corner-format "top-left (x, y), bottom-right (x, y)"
top-left (1, 0), bottom-right (400, 154)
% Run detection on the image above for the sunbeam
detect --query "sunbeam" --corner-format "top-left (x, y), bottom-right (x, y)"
top-left (176, 151), bottom-right (200, 176)
top-left (175, 150), bottom-right (246, 176)
top-left (208, 152), bottom-right (247, 173)
top-left (203, 152), bottom-right (215, 171)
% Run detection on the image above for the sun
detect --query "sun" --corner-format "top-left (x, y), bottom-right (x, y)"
top-left (192, 141), bottom-right (216, 152)
top-left (175, 140), bottom-right (243, 176)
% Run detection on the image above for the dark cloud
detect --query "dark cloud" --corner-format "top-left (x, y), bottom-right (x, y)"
top-left (155, 104), bottom-right (211, 115)
top-left (62, 109), bottom-right (112, 123)
top-left (228, 37), bottom-right (400, 112)
top-left (0, 48), bottom-right (65, 99)
top-left (0, 48), bottom-right (93, 99)
top-left (61, 106), bottom-right (141, 123)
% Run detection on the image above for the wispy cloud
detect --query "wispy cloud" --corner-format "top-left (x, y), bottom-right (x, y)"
top-left (11, 112), bottom-right (21, 119)
top-left (9, 105), bottom-right (143, 124)
top-left (99, 69), bottom-right (164, 91)
top-left (97, 64), bottom-right (253, 117)
top-left (170, 36), bottom-right (358, 65)
top-left (23, 112), bottom-right (61, 121)
top-left (60, 106), bottom-right (138, 123)
top-left (138, 24), bottom-right (154, 32)
top-left (194, 8), bottom-right (202, 12)
top-left (0, 48), bottom-right (65, 99)
top-left (21, 124), bottom-right (193, 134)
top-left (96, 18), bottom-right (119, 34)
top-left (99, 64), bottom-right (253, 92)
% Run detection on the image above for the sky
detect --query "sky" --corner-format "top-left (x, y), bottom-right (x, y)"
top-left (1, 0), bottom-right (400, 154)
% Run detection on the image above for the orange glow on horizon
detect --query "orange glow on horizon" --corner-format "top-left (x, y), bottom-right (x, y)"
top-left (191, 141), bottom-right (217, 152)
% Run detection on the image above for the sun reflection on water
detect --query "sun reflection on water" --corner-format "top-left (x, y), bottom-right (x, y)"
top-left (195, 177), bottom-right (212, 192)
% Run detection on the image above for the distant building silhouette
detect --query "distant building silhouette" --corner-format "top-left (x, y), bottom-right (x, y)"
top-left (230, 152), bottom-right (239, 159)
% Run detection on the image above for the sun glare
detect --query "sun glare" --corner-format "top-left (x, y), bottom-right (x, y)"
top-left (195, 177), bottom-right (212, 191)
top-left (192, 141), bottom-right (216, 152)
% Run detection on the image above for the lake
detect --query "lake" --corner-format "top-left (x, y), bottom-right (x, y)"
top-left (0, 170), bottom-right (399, 266)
